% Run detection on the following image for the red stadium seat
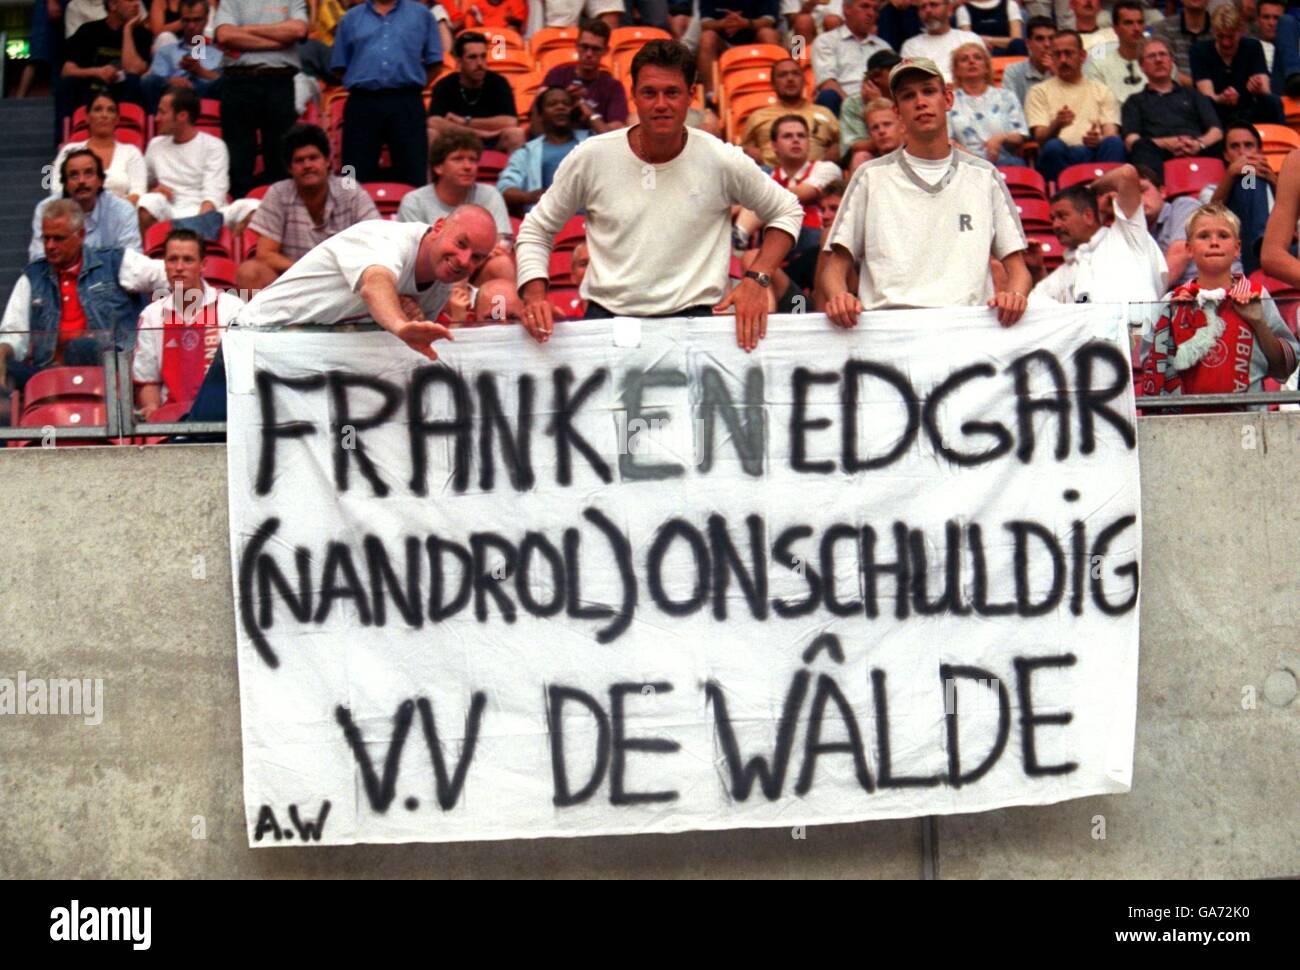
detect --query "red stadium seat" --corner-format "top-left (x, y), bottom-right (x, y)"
top-left (1028, 234), bottom-right (1064, 271)
top-left (364, 182), bottom-right (415, 219)
top-left (19, 401), bottom-right (107, 439)
top-left (478, 149), bottom-right (509, 185)
top-left (998, 165), bottom-right (1048, 201)
top-left (547, 287), bottom-right (585, 319)
top-left (240, 227), bottom-right (259, 260)
top-left (549, 249), bottom-right (575, 286)
top-left (144, 222), bottom-right (235, 259)
top-left (1015, 197), bottom-right (1052, 232)
top-left (1250, 271), bottom-right (1300, 332)
top-left (1057, 162), bottom-right (1121, 190)
top-left (554, 215), bottom-right (586, 251)
top-left (203, 256), bottom-right (239, 291)
top-left (1163, 157), bottom-right (1224, 200)
top-left (20, 367), bottom-right (105, 417)
top-left (243, 184), bottom-right (271, 201)
top-left (509, 215), bottom-right (522, 239)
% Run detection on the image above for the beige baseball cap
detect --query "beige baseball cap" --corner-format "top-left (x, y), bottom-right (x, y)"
top-left (888, 57), bottom-right (943, 95)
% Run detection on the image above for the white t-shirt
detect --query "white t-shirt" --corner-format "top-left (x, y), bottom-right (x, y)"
top-left (144, 132), bottom-right (231, 218)
top-left (899, 29), bottom-right (986, 83)
top-left (51, 141), bottom-right (147, 200)
top-left (133, 283), bottom-right (244, 397)
top-left (515, 128), bottom-right (804, 316)
top-left (235, 220), bottom-right (451, 329)
top-left (1029, 196), bottom-right (1168, 308)
top-left (823, 147), bottom-right (1027, 310)
top-left (955, 0), bottom-right (1024, 31)
top-left (902, 149), bottom-right (953, 186)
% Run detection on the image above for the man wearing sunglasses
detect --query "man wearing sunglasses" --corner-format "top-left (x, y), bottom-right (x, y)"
top-left (1122, 36), bottom-right (1223, 175)
top-left (1084, 0), bottom-right (1148, 106)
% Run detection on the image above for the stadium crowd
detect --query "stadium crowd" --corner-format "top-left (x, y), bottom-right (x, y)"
top-left (5, 0), bottom-right (1300, 433)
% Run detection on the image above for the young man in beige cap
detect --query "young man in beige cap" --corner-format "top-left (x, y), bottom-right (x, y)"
top-left (818, 56), bottom-right (1032, 328)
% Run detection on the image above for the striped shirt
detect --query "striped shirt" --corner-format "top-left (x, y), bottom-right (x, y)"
top-left (247, 176), bottom-right (381, 261)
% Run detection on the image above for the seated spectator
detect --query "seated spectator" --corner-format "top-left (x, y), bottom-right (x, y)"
top-left (1002, 16), bottom-right (1055, 108)
top-left (1026, 30), bottom-right (1124, 183)
top-left (472, 277), bottom-right (525, 321)
top-left (458, 0), bottom-right (527, 31)
top-left (1259, 0), bottom-right (1300, 98)
top-left (1150, 0), bottom-right (1213, 87)
top-left (1255, 0), bottom-right (1281, 72)
top-left (742, 57), bottom-right (841, 166)
top-left (139, 86), bottom-right (246, 238)
top-left (812, 0), bottom-right (894, 115)
top-left (50, 92), bottom-right (148, 206)
top-left (838, 51), bottom-right (902, 166)
top-left (398, 132), bottom-right (515, 283)
top-left (954, 0), bottom-right (1027, 56)
top-left (900, 0), bottom-right (982, 84)
top-left (1122, 36), bottom-right (1223, 175)
top-left (426, 31), bottom-right (526, 154)
top-left (1138, 203), bottom-right (1297, 406)
top-left (540, 0), bottom-right (622, 31)
top-left (537, 19), bottom-right (629, 137)
top-left (1192, 5), bottom-right (1283, 127)
top-left (1068, 0), bottom-right (1117, 53)
top-left (876, 0), bottom-right (923, 52)
top-left (61, 0), bottom-right (153, 115)
top-left (1199, 121), bottom-right (1277, 275)
top-left (786, 0), bottom-right (844, 48)
top-left (497, 88), bottom-right (591, 213)
top-left (1085, 0), bottom-right (1146, 105)
top-left (332, 0), bottom-right (443, 189)
top-left (1, 200), bottom-right (166, 393)
top-left (699, 0), bottom-right (784, 102)
top-left (733, 114), bottom-right (841, 290)
top-left (572, 240), bottom-right (589, 290)
top-left (235, 124), bottom-right (381, 291)
top-left (133, 228), bottom-right (243, 418)
top-left (143, 0), bottom-right (222, 111)
top-left (948, 41), bottom-right (1029, 166)
top-left (29, 149), bottom-right (143, 261)
top-left (1138, 163), bottom-right (1202, 284)
top-left (1029, 163), bottom-right (1168, 307)
top-left (148, 0), bottom-right (186, 44)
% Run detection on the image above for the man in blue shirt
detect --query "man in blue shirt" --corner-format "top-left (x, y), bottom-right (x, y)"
top-left (698, 0), bottom-right (783, 102)
top-left (331, 0), bottom-right (444, 187)
top-left (142, 0), bottom-right (224, 112)
top-left (28, 149), bottom-right (141, 262)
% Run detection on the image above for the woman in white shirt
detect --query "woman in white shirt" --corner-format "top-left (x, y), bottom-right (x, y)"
top-left (51, 92), bottom-right (148, 205)
top-left (948, 42), bottom-right (1029, 166)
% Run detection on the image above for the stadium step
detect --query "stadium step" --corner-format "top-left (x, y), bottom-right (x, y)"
top-left (0, 97), bottom-right (55, 298)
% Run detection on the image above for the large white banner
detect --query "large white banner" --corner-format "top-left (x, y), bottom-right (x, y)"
top-left (225, 308), bottom-right (1141, 847)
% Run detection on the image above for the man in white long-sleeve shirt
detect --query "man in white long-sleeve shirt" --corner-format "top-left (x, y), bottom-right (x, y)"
top-left (515, 40), bottom-right (804, 352)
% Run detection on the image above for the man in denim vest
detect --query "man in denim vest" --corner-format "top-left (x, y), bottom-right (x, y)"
top-left (0, 200), bottom-right (165, 392)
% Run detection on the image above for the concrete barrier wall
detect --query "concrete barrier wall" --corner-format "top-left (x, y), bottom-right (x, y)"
top-left (0, 414), bottom-right (1295, 879)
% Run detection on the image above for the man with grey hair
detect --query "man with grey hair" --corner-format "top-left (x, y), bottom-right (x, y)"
top-left (2, 199), bottom-right (166, 392)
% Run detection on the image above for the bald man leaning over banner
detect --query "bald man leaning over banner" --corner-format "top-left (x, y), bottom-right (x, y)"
top-left (514, 40), bottom-right (804, 352)
top-left (235, 205), bottom-right (499, 360)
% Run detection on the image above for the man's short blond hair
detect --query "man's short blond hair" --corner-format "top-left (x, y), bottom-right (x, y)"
top-left (1185, 201), bottom-right (1242, 241)
top-left (951, 42), bottom-right (994, 85)
top-left (864, 97), bottom-right (896, 118)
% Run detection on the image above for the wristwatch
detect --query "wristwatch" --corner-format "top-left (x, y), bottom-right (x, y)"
top-left (744, 270), bottom-right (772, 287)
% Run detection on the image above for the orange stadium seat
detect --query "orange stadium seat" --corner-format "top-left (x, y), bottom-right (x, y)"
top-left (202, 256), bottom-right (239, 291)
top-left (612, 48), bottom-right (640, 79)
top-left (715, 43), bottom-right (788, 98)
top-left (1056, 162), bottom-right (1120, 189)
top-left (486, 48), bottom-right (536, 75)
top-left (1015, 197), bottom-right (1052, 232)
top-left (1256, 123), bottom-right (1300, 170)
top-left (610, 26), bottom-right (671, 57)
top-left (365, 182), bottom-right (415, 218)
top-left (1283, 96), bottom-right (1300, 126)
top-left (478, 149), bottom-right (508, 184)
top-left (998, 165), bottom-right (1048, 201)
top-left (529, 26), bottom-right (579, 59)
top-left (555, 215), bottom-right (586, 251)
top-left (728, 91), bottom-right (779, 140)
top-left (476, 27), bottom-right (526, 52)
top-left (991, 56), bottom-right (1024, 85)
top-left (1163, 157), bottom-right (1224, 199)
top-left (508, 71), bottom-right (543, 121)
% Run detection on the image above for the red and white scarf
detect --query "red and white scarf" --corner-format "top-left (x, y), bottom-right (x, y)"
top-left (1139, 278), bottom-right (1258, 404)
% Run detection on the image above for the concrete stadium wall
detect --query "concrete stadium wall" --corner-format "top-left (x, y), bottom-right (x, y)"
top-left (0, 414), bottom-right (1296, 879)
